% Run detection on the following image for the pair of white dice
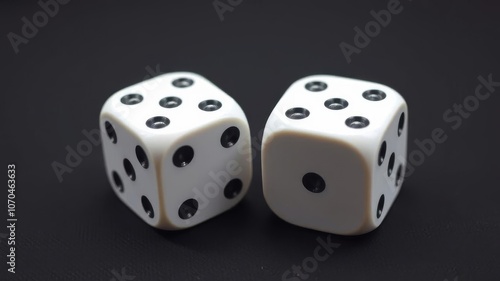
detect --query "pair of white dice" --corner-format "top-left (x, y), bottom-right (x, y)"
top-left (100, 72), bottom-right (407, 235)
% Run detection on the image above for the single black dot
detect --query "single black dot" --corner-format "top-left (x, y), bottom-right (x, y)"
top-left (305, 81), bottom-right (327, 92)
top-left (220, 126), bottom-right (240, 148)
top-left (135, 145), bottom-right (149, 169)
top-left (285, 107), bottom-right (310, 120)
top-left (173, 146), bottom-right (194, 167)
top-left (398, 112), bottom-right (405, 136)
top-left (159, 96), bottom-right (182, 108)
top-left (105, 121), bottom-right (117, 143)
top-left (146, 116), bottom-right (170, 129)
top-left (123, 158), bottom-right (136, 181)
top-left (172, 78), bottom-right (194, 88)
top-left (302, 173), bottom-right (326, 193)
top-left (198, 100), bottom-right (222, 112)
top-left (178, 199), bottom-right (198, 219)
top-left (387, 153), bottom-right (395, 177)
top-left (141, 196), bottom-right (154, 218)
top-left (363, 90), bottom-right (386, 101)
top-left (378, 141), bottom-right (387, 166)
top-left (224, 179), bottom-right (243, 199)
top-left (112, 171), bottom-right (123, 192)
top-left (324, 98), bottom-right (348, 110)
top-left (121, 93), bottom-right (143, 105)
top-left (345, 116), bottom-right (370, 128)
top-left (377, 194), bottom-right (385, 219)
top-left (396, 164), bottom-right (404, 186)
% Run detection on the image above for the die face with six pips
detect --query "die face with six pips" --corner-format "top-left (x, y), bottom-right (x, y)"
top-left (100, 72), bottom-right (252, 230)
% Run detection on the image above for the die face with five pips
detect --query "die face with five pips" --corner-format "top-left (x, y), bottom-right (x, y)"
top-left (262, 75), bottom-right (408, 235)
top-left (100, 72), bottom-right (252, 230)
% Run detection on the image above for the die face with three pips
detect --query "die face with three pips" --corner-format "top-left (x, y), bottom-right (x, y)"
top-left (100, 72), bottom-right (252, 230)
top-left (262, 75), bottom-right (408, 235)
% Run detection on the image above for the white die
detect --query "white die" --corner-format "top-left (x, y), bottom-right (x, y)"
top-left (100, 72), bottom-right (252, 230)
top-left (262, 75), bottom-right (408, 235)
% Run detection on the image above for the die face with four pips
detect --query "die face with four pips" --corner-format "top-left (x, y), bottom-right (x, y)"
top-left (100, 72), bottom-right (252, 230)
top-left (262, 75), bottom-right (408, 235)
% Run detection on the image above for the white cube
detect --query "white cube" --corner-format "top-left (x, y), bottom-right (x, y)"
top-left (100, 72), bottom-right (252, 230)
top-left (262, 75), bottom-right (408, 235)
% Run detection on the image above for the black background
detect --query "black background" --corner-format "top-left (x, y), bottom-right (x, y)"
top-left (1, 0), bottom-right (500, 280)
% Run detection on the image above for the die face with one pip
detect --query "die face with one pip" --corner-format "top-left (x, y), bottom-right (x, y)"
top-left (262, 75), bottom-right (408, 235)
top-left (100, 72), bottom-right (252, 230)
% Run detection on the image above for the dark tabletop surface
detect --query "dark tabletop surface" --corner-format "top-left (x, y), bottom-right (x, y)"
top-left (1, 0), bottom-right (500, 280)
